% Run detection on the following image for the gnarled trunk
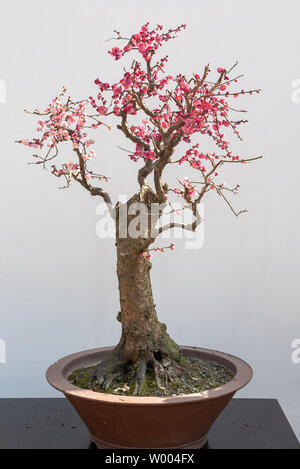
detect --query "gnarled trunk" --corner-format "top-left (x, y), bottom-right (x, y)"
top-left (116, 237), bottom-right (182, 364)
top-left (95, 193), bottom-right (186, 394)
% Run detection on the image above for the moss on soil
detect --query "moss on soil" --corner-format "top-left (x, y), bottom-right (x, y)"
top-left (67, 358), bottom-right (233, 397)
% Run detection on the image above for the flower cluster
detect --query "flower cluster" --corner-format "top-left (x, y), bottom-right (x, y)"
top-left (108, 23), bottom-right (186, 62)
top-left (17, 87), bottom-right (109, 187)
top-left (141, 243), bottom-right (175, 260)
top-left (18, 22), bottom-right (261, 218)
top-left (90, 23), bottom-right (260, 169)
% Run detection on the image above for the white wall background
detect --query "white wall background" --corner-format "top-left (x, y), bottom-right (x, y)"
top-left (0, 0), bottom-right (300, 441)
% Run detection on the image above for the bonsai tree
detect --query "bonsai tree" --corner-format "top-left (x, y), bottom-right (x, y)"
top-left (17, 23), bottom-right (261, 394)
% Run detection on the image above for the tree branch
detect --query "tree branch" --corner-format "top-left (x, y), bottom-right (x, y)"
top-left (138, 159), bottom-right (159, 188)
top-left (157, 203), bottom-right (202, 235)
top-left (117, 112), bottom-right (151, 151)
top-left (72, 147), bottom-right (114, 215)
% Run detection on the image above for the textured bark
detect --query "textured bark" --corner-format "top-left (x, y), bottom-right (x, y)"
top-left (116, 237), bottom-right (182, 365)
top-left (94, 190), bottom-right (186, 393)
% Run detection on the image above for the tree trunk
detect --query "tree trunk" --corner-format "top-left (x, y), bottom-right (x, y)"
top-left (94, 193), bottom-right (186, 393)
top-left (116, 237), bottom-right (182, 365)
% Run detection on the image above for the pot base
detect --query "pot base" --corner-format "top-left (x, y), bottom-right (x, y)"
top-left (91, 433), bottom-right (208, 449)
top-left (46, 345), bottom-right (253, 449)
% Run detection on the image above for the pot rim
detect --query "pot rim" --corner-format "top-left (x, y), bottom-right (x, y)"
top-left (46, 345), bottom-right (253, 405)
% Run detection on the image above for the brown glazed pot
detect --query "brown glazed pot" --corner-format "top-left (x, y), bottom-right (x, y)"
top-left (46, 346), bottom-right (252, 449)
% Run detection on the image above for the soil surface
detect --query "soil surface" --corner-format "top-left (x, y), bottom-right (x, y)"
top-left (67, 358), bottom-right (233, 397)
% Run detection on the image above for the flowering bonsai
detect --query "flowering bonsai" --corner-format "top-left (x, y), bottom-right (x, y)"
top-left (18, 23), bottom-right (261, 395)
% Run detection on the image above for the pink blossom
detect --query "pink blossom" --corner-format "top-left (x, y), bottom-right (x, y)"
top-left (19, 24), bottom-right (260, 205)
top-left (109, 47), bottom-right (123, 60)
top-left (97, 106), bottom-right (107, 115)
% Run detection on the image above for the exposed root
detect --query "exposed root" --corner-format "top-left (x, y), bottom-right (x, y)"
top-left (94, 347), bottom-right (126, 388)
top-left (152, 353), bottom-right (191, 394)
top-left (133, 360), bottom-right (147, 395)
top-left (93, 345), bottom-right (190, 395)
top-left (153, 359), bottom-right (166, 392)
top-left (103, 373), bottom-right (114, 389)
top-left (69, 352), bottom-right (234, 396)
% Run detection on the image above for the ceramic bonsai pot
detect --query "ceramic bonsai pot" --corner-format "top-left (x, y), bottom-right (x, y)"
top-left (46, 345), bottom-right (252, 449)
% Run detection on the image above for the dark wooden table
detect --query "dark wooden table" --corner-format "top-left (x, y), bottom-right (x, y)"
top-left (0, 398), bottom-right (299, 449)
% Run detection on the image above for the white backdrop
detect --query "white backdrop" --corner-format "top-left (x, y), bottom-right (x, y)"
top-left (0, 0), bottom-right (300, 440)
